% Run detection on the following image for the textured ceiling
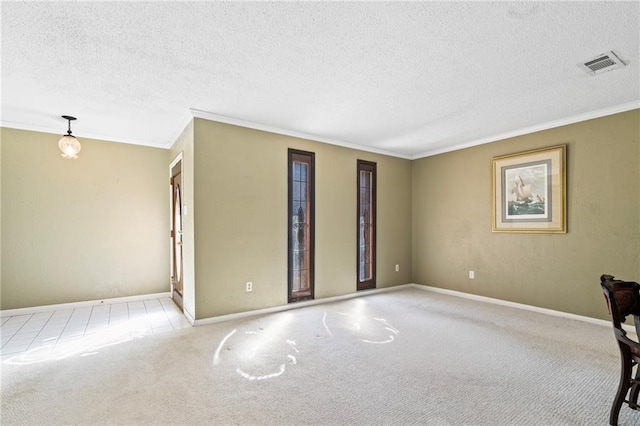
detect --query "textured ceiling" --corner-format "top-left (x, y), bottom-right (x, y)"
top-left (2, 1), bottom-right (639, 158)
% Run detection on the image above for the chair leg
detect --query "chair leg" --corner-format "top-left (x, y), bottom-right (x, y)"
top-left (630, 364), bottom-right (640, 408)
top-left (611, 352), bottom-right (633, 425)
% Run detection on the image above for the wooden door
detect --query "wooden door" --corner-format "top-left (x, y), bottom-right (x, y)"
top-left (288, 149), bottom-right (315, 302)
top-left (171, 167), bottom-right (184, 310)
top-left (357, 160), bottom-right (376, 290)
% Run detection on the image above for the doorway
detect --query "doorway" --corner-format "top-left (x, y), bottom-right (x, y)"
top-left (170, 158), bottom-right (184, 311)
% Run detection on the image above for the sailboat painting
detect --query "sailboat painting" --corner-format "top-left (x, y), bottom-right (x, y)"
top-left (503, 160), bottom-right (550, 221)
top-left (492, 145), bottom-right (566, 233)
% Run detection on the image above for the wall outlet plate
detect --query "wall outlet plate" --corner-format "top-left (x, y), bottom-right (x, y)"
top-left (246, 282), bottom-right (253, 292)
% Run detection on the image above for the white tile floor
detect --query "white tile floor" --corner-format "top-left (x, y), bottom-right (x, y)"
top-left (0, 298), bottom-right (191, 363)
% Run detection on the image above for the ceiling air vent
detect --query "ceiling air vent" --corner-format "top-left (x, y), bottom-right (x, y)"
top-left (580, 51), bottom-right (626, 75)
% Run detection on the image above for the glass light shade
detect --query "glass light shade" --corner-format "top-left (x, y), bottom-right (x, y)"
top-left (58, 135), bottom-right (81, 159)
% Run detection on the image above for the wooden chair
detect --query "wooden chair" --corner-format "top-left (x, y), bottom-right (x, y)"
top-left (600, 274), bottom-right (640, 425)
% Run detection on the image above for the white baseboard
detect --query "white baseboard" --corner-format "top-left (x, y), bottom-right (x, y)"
top-left (183, 308), bottom-right (196, 325)
top-left (193, 282), bottom-right (622, 332)
top-left (3, 284), bottom-right (626, 335)
top-left (410, 283), bottom-right (634, 334)
top-left (0, 292), bottom-right (171, 318)
top-left (193, 284), bottom-right (413, 326)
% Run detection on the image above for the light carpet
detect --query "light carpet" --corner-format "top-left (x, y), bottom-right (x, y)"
top-left (1, 287), bottom-right (637, 425)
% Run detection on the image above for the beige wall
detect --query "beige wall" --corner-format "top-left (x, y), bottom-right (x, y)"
top-left (0, 128), bottom-right (169, 309)
top-left (3, 110), bottom-right (636, 322)
top-left (412, 110), bottom-right (640, 320)
top-left (192, 119), bottom-right (412, 319)
top-left (0, 133), bottom-right (3, 299)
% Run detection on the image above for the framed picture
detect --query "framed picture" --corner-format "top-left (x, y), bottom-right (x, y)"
top-left (492, 144), bottom-right (566, 233)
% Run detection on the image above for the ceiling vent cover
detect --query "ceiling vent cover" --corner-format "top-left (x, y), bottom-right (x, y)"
top-left (581, 51), bottom-right (626, 75)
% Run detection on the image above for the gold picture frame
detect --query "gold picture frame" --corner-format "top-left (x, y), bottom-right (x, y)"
top-left (492, 145), bottom-right (566, 233)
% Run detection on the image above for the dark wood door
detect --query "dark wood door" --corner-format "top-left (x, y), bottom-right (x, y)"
top-left (357, 160), bottom-right (376, 290)
top-left (288, 149), bottom-right (315, 302)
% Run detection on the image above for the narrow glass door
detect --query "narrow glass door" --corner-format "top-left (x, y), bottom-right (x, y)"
top-left (288, 149), bottom-right (315, 302)
top-left (357, 160), bottom-right (376, 290)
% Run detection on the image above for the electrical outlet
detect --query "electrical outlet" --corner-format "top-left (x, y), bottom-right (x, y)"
top-left (468, 271), bottom-right (475, 280)
top-left (246, 282), bottom-right (253, 292)
top-left (395, 264), bottom-right (400, 272)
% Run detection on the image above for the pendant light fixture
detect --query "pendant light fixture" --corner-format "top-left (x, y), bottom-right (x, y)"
top-left (58, 115), bottom-right (81, 159)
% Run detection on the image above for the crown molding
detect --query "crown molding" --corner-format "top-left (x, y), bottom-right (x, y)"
top-left (4, 101), bottom-right (637, 159)
top-left (189, 108), bottom-right (413, 160)
top-left (412, 101), bottom-right (640, 159)
top-left (163, 109), bottom-right (195, 149)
